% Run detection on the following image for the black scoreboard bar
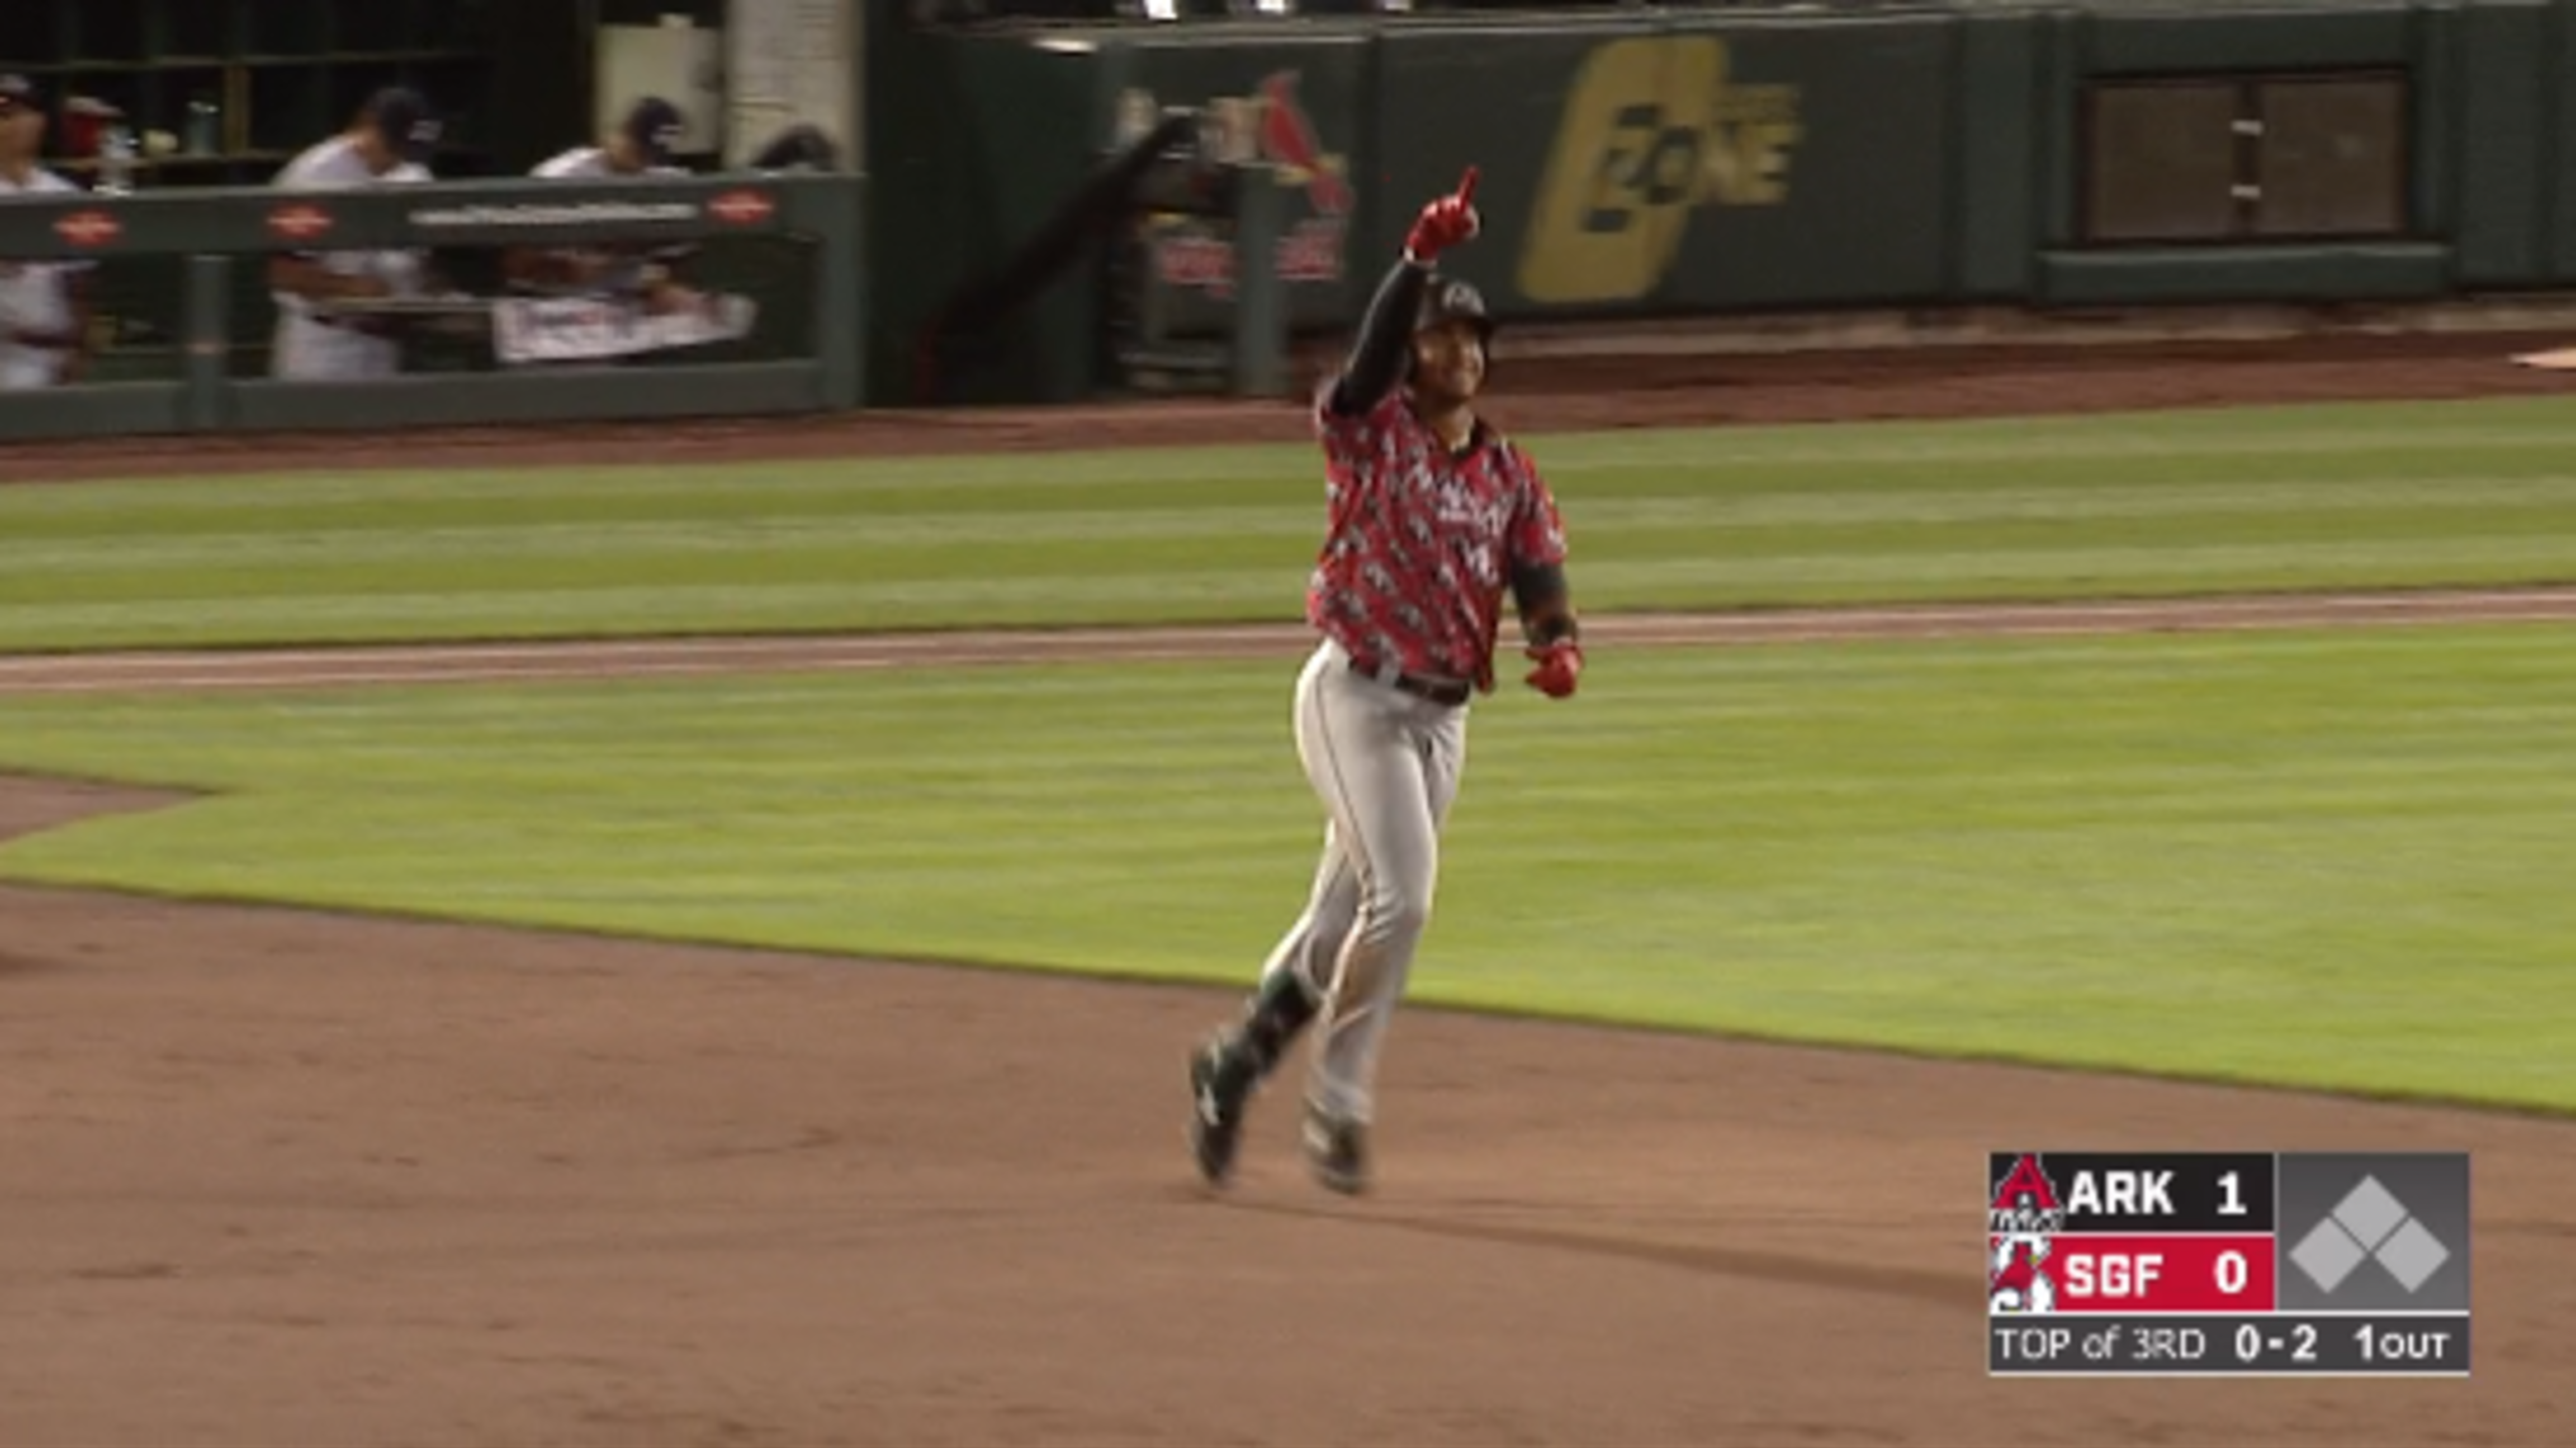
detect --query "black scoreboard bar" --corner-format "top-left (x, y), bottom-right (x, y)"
top-left (1988, 1151), bottom-right (2277, 1232)
top-left (1991, 1314), bottom-right (2472, 1375)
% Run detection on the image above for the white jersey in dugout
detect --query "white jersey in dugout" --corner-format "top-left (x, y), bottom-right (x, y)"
top-left (532, 146), bottom-right (688, 181)
top-left (268, 135), bottom-right (432, 381)
top-left (0, 167), bottom-right (91, 391)
top-left (524, 145), bottom-right (692, 289)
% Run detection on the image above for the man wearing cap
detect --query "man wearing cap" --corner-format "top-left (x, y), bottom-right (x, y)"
top-left (534, 96), bottom-right (689, 183)
top-left (266, 86), bottom-right (443, 381)
top-left (0, 75), bottom-right (97, 390)
top-left (504, 97), bottom-right (694, 302)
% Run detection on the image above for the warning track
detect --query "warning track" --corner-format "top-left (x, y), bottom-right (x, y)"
top-left (3, 586), bottom-right (2572, 695)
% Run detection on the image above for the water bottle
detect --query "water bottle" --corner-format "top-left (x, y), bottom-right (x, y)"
top-left (98, 127), bottom-right (137, 195)
top-left (186, 97), bottom-right (220, 156)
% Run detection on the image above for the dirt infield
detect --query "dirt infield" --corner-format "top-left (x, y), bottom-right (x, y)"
top-left (5, 769), bottom-right (2572, 1448)
top-left (5, 329), bottom-right (2575, 1445)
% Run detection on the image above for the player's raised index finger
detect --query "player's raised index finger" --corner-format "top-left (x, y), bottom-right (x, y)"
top-left (1454, 165), bottom-right (1479, 205)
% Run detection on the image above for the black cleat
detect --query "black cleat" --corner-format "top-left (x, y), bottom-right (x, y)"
top-left (1186, 972), bottom-right (1323, 1189)
top-left (1301, 1100), bottom-right (1368, 1196)
top-left (1187, 1034), bottom-right (1258, 1187)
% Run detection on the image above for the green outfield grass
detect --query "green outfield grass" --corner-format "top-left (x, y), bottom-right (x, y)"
top-left (4, 627), bottom-right (2572, 1110)
top-left (6, 395), bottom-right (2576, 651)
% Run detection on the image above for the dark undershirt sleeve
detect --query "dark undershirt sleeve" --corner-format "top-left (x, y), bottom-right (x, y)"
top-left (1322, 257), bottom-right (1430, 419)
top-left (1510, 561), bottom-right (1577, 644)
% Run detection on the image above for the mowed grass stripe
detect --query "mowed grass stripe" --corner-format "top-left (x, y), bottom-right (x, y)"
top-left (16, 473), bottom-right (2576, 578)
top-left (11, 424), bottom-right (2576, 539)
top-left (2, 625), bottom-right (2571, 1110)
top-left (7, 394), bottom-right (2576, 650)
top-left (12, 390), bottom-right (2576, 518)
top-left (11, 534), bottom-right (2576, 646)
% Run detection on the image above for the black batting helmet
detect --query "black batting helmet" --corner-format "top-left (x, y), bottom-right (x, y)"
top-left (1414, 273), bottom-right (1496, 350)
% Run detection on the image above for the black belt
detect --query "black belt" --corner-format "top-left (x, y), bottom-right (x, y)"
top-left (1347, 654), bottom-right (1471, 707)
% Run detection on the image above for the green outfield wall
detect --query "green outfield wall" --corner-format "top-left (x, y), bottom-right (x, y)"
top-left (863, 0), bottom-right (2576, 404)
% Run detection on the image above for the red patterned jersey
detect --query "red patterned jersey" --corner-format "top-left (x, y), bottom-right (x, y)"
top-left (1308, 387), bottom-right (1569, 691)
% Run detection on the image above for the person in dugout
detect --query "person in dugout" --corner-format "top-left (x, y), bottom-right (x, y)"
top-left (504, 97), bottom-right (702, 312)
top-left (265, 87), bottom-right (444, 381)
top-left (0, 74), bottom-right (96, 390)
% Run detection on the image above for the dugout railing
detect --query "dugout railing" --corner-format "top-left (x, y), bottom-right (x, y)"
top-left (0, 173), bottom-right (865, 443)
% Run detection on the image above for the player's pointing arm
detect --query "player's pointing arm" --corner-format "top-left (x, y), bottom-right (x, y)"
top-left (1321, 167), bottom-right (1479, 420)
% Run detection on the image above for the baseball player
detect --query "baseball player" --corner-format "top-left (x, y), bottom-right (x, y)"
top-left (1186, 166), bottom-right (1584, 1195)
top-left (0, 74), bottom-right (95, 390)
top-left (744, 123), bottom-right (839, 172)
top-left (532, 96), bottom-right (689, 182)
top-left (265, 87), bottom-right (441, 381)
top-left (505, 97), bottom-right (695, 304)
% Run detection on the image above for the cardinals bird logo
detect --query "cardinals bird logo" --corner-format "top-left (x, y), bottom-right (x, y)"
top-left (1254, 71), bottom-right (1351, 218)
top-left (1144, 69), bottom-right (1353, 297)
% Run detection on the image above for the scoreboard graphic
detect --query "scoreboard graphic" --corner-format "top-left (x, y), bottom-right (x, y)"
top-left (1987, 1151), bottom-right (2471, 1376)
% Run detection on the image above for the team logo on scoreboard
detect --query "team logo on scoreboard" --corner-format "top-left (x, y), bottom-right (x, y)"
top-left (1990, 1153), bottom-right (2067, 1234)
top-left (1988, 1153), bottom-right (2065, 1314)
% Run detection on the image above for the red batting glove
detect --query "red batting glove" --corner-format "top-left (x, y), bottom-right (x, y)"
top-left (1524, 639), bottom-right (1582, 699)
top-left (1405, 165), bottom-right (1481, 265)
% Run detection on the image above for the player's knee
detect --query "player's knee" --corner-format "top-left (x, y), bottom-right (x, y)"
top-left (1359, 885), bottom-right (1432, 947)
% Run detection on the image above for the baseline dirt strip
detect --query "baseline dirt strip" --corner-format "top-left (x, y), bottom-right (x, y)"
top-left (5, 587), bottom-right (2573, 695)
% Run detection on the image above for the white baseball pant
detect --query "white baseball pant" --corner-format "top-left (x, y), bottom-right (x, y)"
top-left (1259, 636), bottom-right (1468, 1125)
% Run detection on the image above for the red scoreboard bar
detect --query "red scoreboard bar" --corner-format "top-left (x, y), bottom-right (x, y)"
top-left (2032, 1231), bottom-right (2278, 1312)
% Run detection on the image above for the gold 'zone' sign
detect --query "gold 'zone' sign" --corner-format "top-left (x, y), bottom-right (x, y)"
top-left (1518, 37), bottom-right (1803, 306)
